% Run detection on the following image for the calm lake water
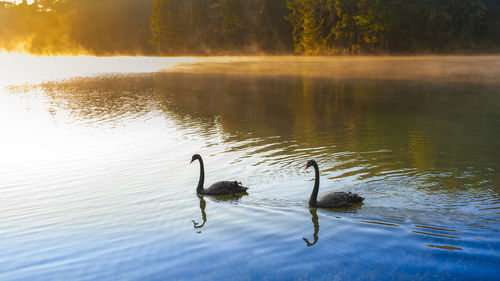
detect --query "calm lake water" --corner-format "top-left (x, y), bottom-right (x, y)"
top-left (0, 56), bottom-right (499, 280)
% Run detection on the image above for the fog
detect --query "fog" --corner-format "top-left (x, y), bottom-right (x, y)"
top-left (163, 56), bottom-right (500, 84)
top-left (2, 54), bottom-right (499, 87)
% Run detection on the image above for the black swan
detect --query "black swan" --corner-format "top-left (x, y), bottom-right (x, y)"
top-left (305, 160), bottom-right (363, 208)
top-left (190, 154), bottom-right (249, 195)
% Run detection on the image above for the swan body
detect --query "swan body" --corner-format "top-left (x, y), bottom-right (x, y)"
top-left (202, 180), bottom-right (248, 195)
top-left (315, 191), bottom-right (364, 208)
top-left (191, 154), bottom-right (249, 195)
top-left (306, 160), bottom-right (363, 208)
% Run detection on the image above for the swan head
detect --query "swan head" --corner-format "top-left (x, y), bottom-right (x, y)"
top-left (305, 160), bottom-right (317, 170)
top-left (190, 154), bottom-right (201, 164)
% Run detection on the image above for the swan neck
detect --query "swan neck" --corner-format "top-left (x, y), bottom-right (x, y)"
top-left (197, 157), bottom-right (205, 193)
top-left (308, 163), bottom-right (320, 206)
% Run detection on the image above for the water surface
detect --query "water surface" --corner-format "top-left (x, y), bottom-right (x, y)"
top-left (0, 56), bottom-right (499, 280)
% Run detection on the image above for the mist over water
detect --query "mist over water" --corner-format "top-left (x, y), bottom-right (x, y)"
top-left (164, 56), bottom-right (500, 84)
top-left (0, 56), bottom-right (499, 280)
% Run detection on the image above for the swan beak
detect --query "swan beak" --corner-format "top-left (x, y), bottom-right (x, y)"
top-left (305, 164), bottom-right (310, 170)
top-left (190, 159), bottom-right (194, 164)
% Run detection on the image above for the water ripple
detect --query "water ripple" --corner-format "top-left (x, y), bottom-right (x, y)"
top-left (1, 68), bottom-right (499, 280)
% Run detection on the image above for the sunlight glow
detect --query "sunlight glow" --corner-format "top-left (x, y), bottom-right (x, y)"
top-left (0, 52), bottom-right (198, 87)
top-left (0, 53), bottom-right (199, 175)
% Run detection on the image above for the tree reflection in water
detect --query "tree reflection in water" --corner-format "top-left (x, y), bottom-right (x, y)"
top-left (33, 71), bottom-right (500, 203)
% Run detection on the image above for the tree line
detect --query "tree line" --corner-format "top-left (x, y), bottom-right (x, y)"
top-left (150, 0), bottom-right (292, 54)
top-left (286, 0), bottom-right (500, 54)
top-left (1, 0), bottom-right (499, 55)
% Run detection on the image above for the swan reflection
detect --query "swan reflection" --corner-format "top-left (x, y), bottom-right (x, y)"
top-left (192, 194), bottom-right (247, 232)
top-left (303, 208), bottom-right (319, 247)
top-left (192, 195), bottom-right (207, 231)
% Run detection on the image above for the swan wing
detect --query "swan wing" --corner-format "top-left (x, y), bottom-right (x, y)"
top-left (204, 181), bottom-right (249, 195)
top-left (317, 192), bottom-right (363, 208)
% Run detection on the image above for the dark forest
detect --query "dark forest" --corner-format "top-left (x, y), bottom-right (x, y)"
top-left (1, 0), bottom-right (499, 55)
